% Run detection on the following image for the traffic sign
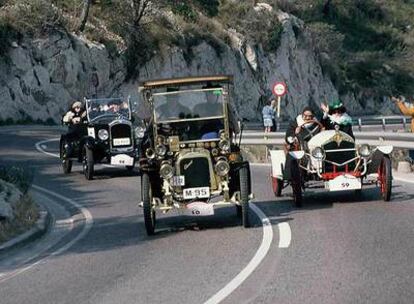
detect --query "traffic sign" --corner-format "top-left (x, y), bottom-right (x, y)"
top-left (272, 82), bottom-right (287, 97)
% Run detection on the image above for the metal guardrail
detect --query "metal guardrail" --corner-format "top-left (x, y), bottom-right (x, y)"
top-left (244, 115), bottom-right (411, 132)
top-left (240, 131), bottom-right (414, 149)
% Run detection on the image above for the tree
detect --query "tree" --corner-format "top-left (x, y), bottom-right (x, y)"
top-left (78, 0), bottom-right (91, 32)
top-left (130, 0), bottom-right (151, 27)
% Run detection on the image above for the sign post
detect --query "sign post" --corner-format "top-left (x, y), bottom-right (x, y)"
top-left (272, 81), bottom-right (287, 131)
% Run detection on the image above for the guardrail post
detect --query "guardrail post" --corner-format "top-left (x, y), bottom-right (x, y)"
top-left (402, 117), bottom-right (406, 130)
top-left (382, 118), bottom-right (386, 131)
top-left (358, 118), bottom-right (362, 132)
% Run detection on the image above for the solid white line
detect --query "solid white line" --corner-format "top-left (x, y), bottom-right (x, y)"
top-left (204, 203), bottom-right (273, 304)
top-left (0, 185), bottom-right (93, 283)
top-left (277, 222), bottom-right (291, 248)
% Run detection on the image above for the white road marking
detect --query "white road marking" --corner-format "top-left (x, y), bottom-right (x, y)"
top-left (204, 203), bottom-right (273, 304)
top-left (277, 222), bottom-right (291, 248)
top-left (35, 139), bottom-right (60, 158)
top-left (0, 185), bottom-right (93, 283)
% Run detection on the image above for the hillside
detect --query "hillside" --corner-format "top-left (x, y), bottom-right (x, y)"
top-left (0, 0), bottom-right (413, 122)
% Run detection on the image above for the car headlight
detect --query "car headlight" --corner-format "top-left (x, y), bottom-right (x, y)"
top-left (215, 160), bottom-right (230, 176)
top-left (134, 126), bottom-right (145, 139)
top-left (160, 163), bottom-right (174, 179)
top-left (145, 148), bottom-right (155, 159)
top-left (358, 144), bottom-right (371, 157)
top-left (311, 147), bottom-right (325, 160)
top-left (218, 139), bottom-right (230, 152)
top-left (156, 144), bottom-right (167, 157)
top-left (98, 129), bottom-right (109, 141)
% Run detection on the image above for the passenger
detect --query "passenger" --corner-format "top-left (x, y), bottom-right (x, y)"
top-left (62, 101), bottom-right (87, 155)
top-left (285, 107), bottom-right (322, 146)
top-left (320, 100), bottom-right (354, 138)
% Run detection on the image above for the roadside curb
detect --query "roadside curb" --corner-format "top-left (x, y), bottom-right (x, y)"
top-left (0, 204), bottom-right (50, 254)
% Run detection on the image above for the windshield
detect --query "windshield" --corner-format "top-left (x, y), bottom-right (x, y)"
top-left (153, 88), bottom-right (225, 123)
top-left (86, 98), bottom-right (131, 121)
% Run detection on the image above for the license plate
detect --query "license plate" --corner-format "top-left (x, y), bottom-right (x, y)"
top-left (171, 175), bottom-right (185, 186)
top-left (113, 138), bottom-right (131, 146)
top-left (326, 175), bottom-right (361, 191)
top-left (185, 202), bottom-right (214, 216)
top-left (110, 154), bottom-right (134, 166)
top-left (183, 187), bottom-right (210, 199)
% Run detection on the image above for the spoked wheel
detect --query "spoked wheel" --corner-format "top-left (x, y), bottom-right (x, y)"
top-left (272, 176), bottom-right (283, 197)
top-left (290, 159), bottom-right (303, 208)
top-left (378, 155), bottom-right (392, 201)
top-left (239, 165), bottom-right (250, 228)
top-left (142, 173), bottom-right (156, 235)
top-left (83, 146), bottom-right (94, 180)
top-left (60, 140), bottom-right (72, 174)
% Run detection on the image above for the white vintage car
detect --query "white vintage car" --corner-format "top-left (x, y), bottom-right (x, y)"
top-left (270, 128), bottom-right (393, 207)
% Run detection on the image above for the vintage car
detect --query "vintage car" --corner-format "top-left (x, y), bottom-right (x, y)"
top-left (138, 75), bottom-right (253, 235)
top-left (60, 97), bottom-right (144, 180)
top-left (270, 126), bottom-right (393, 207)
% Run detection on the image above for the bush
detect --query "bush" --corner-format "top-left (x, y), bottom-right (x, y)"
top-left (0, 165), bottom-right (33, 194)
top-left (1, 0), bottom-right (64, 37)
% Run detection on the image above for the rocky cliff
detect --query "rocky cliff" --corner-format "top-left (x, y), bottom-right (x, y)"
top-left (0, 9), bottom-right (397, 123)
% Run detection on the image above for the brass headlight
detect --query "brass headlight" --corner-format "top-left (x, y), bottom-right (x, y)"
top-left (311, 147), bottom-right (325, 160)
top-left (215, 160), bottom-right (230, 176)
top-left (358, 144), bottom-right (371, 157)
top-left (145, 148), bottom-right (155, 159)
top-left (156, 144), bottom-right (167, 157)
top-left (218, 139), bottom-right (230, 152)
top-left (160, 163), bottom-right (174, 179)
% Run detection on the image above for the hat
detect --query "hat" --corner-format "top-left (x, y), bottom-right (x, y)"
top-left (72, 101), bottom-right (82, 109)
top-left (329, 100), bottom-right (346, 113)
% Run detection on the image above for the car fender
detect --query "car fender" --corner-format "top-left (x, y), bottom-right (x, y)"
top-left (270, 150), bottom-right (286, 179)
top-left (288, 151), bottom-right (305, 160)
top-left (84, 137), bottom-right (95, 149)
top-left (376, 145), bottom-right (393, 155)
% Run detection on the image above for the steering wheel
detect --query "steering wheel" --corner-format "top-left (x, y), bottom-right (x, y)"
top-left (299, 120), bottom-right (324, 140)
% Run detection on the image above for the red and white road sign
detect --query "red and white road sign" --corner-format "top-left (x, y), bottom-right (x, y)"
top-left (272, 82), bottom-right (287, 97)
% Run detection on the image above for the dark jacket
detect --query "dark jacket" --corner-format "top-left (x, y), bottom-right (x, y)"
top-left (321, 114), bottom-right (354, 138)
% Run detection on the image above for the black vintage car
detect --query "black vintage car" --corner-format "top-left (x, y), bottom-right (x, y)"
top-left (138, 75), bottom-right (253, 235)
top-left (60, 97), bottom-right (145, 180)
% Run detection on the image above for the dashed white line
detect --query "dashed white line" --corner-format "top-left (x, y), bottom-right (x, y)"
top-left (277, 222), bottom-right (292, 248)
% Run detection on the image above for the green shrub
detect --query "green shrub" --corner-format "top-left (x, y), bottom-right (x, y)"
top-left (0, 165), bottom-right (34, 194)
top-left (172, 1), bottom-right (197, 22)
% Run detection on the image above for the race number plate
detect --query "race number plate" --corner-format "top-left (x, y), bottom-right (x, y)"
top-left (171, 175), bottom-right (185, 186)
top-left (110, 154), bottom-right (134, 166)
top-left (183, 187), bottom-right (210, 199)
top-left (113, 138), bottom-right (131, 146)
top-left (326, 175), bottom-right (362, 192)
top-left (185, 202), bottom-right (214, 216)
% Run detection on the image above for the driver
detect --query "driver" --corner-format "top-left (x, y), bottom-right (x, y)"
top-left (285, 107), bottom-right (322, 148)
top-left (157, 88), bottom-right (191, 120)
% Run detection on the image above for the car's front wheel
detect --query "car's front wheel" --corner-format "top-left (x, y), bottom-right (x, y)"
top-left (83, 146), bottom-right (94, 180)
top-left (142, 172), bottom-right (156, 235)
top-left (60, 140), bottom-right (72, 174)
top-left (379, 155), bottom-right (392, 201)
top-left (239, 165), bottom-right (250, 228)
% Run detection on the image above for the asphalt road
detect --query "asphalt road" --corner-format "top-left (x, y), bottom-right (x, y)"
top-left (1, 126), bottom-right (414, 304)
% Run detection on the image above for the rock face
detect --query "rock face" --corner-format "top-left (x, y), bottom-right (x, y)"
top-left (0, 11), bottom-right (398, 123)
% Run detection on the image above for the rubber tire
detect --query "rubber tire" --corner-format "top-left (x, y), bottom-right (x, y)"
top-left (272, 177), bottom-right (283, 197)
top-left (239, 165), bottom-right (250, 228)
top-left (83, 146), bottom-right (94, 180)
top-left (380, 156), bottom-right (392, 201)
top-left (142, 173), bottom-right (156, 235)
top-left (60, 140), bottom-right (72, 174)
top-left (290, 159), bottom-right (303, 208)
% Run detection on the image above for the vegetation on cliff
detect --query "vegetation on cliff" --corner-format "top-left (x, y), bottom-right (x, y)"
top-left (0, 0), bottom-right (413, 98)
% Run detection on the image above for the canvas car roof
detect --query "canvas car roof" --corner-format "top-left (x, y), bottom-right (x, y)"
top-left (139, 75), bottom-right (233, 90)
